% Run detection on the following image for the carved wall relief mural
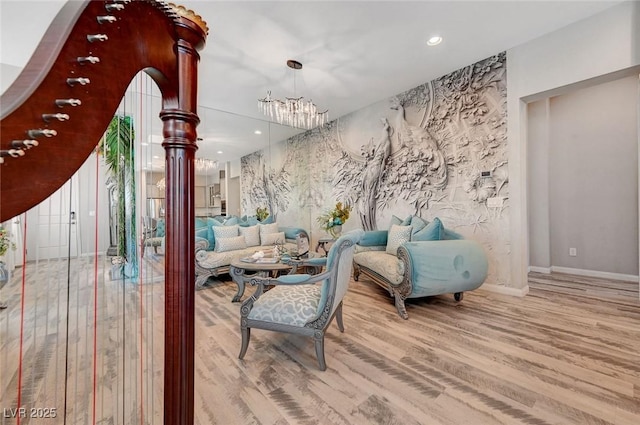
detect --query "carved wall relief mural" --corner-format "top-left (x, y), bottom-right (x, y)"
top-left (240, 151), bottom-right (292, 222)
top-left (241, 52), bottom-right (509, 285)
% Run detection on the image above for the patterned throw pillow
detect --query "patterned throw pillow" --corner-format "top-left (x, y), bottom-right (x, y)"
top-left (259, 222), bottom-right (279, 243)
top-left (261, 231), bottom-right (286, 246)
top-left (239, 225), bottom-right (260, 247)
top-left (386, 224), bottom-right (411, 255)
top-left (214, 235), bottom-right (247, 253)
top-left (213, 224), bottom-right (239, 240)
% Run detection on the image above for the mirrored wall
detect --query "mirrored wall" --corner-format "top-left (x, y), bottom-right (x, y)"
top-left (0, 72), bottom-right (314, 424)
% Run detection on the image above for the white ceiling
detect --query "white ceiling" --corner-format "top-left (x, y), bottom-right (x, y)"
top-left (0, 0), bottom-right (623, 168)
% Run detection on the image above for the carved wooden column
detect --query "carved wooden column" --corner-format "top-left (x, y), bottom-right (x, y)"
top-left (160, 6), bottom-right (207, 425)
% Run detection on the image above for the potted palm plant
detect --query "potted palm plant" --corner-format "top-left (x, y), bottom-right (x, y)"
top-left (99, 115), bottom-right (138, 279)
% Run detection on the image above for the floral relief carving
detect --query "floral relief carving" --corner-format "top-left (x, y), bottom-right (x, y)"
top-left (241, 52), bottom-right (509, 286)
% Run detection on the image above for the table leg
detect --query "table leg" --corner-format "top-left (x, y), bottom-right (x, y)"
top-left (230, 266), bottom-right (246, 302)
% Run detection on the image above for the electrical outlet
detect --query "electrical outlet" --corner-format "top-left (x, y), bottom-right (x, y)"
top-left (569, 247), bottom-right (577, 257)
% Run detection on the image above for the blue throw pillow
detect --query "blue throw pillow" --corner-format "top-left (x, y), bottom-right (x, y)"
top-left (412, 217), bottom-right (444, 241)
top-left (260, 215), bottom-right (275, 224)
top-left (195, 217), bottom-right (207, 229)
top-left (224, 216), bottom-right (239, 226)
top-left (409, 216), bottom-right (428, 240)
top-left (359, 230), bottom-right (388, 247)
top-left (195, 227), bottom-right (209, 247)
top-left (390, 215), bottom-right (412, 227)
top-left (156, 219), bottom-right (165, 237)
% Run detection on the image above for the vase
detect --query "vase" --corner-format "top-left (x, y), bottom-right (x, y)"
top-left (328, 225), bottom-right (342, 239)
top-left (0, 261), bottom-right (8, 283)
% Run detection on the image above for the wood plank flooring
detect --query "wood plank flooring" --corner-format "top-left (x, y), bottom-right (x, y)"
top-left (1, 257), bottom-right (638, 424)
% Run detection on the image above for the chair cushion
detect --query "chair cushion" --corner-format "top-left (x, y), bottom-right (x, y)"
top-left (239, 225), bottom-right (260, 247)
top-left (353, 250), bottom-right (405, 285)
top-left (386, 224), bottom-right (411, 255)
top-left (214, 235), bottom-right (247, 253)
top-left (248, 284), bottom-right (321, 326)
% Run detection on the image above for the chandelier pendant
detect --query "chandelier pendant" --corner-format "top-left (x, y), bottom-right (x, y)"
top-left (258, 60), bottom-right (328, 130)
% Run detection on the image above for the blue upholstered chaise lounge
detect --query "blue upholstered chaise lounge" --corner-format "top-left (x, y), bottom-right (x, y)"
top-left (352, 216), bottom-right (488, 319)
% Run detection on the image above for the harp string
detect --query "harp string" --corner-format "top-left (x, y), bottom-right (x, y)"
top-left (1, 73), bottom-right (164, 425)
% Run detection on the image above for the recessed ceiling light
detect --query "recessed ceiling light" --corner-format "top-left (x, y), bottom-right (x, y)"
top-left (217, 151), bottom-right (223, 154)
top-left (427, 35), bottom-right (442, 46)
top-left (254, 130), bottom-right (262, 135)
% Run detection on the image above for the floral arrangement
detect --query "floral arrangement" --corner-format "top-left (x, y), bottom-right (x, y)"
top-left (0, 226), bottom-right (16, 258)
top-left (256, 207), bottom-right (269, 222)
top-left (317, 202), bottom-right (352, 238)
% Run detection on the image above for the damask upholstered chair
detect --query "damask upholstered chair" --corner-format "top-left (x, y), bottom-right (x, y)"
top-left (238, 229), bottom-right (364, 371)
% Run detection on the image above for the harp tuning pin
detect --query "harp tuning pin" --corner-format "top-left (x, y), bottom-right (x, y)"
top-left (67, 77), bottom-right (90, 86)
top-left (105, 3), bottom-right (125, 12)
top-left (97, 15), bottom-right (117, 24)
top-left (87, 34), bottom-right (108, 43)
top-left (11, 140), bottom-right (38, 149)
top-left (0, 149), bottom-right (26, 158)
top-left (43, 113), bottom-right (70, 122)
top-left (27, 129), bottom-right (58, 138)
top-left (77, 56), bottom-right (100, 64)
top-left (55, 99), bottom-right (82, 107)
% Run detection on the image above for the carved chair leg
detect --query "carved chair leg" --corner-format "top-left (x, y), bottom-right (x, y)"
top-left (391, 289), bottom-right (409, 320)
top-left (195, 273), bottom-right (212, 289)
top-left (352, 264), bottom-right (360, 281)
top-left (239, 326), bottom-right (251, 359)
top-left (335, 302), bottom-right (345, 332)
top-left (314, 332), bottom-right (327, 371)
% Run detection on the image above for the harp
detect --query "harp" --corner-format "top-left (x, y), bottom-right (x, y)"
top-left (0, 1), bottom-right (207, 424)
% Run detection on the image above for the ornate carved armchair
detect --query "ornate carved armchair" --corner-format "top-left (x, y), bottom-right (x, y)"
top-left (238, 229), bottom-right (364, 371)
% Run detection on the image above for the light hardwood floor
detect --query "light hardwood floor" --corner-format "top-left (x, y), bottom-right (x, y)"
top-left (1, 258), bottom-right (639, 424)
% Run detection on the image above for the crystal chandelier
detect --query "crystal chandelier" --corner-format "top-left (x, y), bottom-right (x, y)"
top-left (258, 60), bottom-right (328, 130)
top-left (195, 158), bottom-right (218, 172)
top-left (156, 159), bottom-right (217, 191)
top-left (156, 177), bottom-right (166, 191)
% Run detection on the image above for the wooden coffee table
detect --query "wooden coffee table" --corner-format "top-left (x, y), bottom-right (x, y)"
top-left (229, 258), bottom-right (293, 302)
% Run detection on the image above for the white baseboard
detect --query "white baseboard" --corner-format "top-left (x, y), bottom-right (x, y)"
top-left (80, 251), bottom-right (106, 257)
top-left (550, 266), bottom-right (639, 283)
top-left (529, 266), bottom-right (551, 274)
top-left (481, 283), bottom-right (529, 297)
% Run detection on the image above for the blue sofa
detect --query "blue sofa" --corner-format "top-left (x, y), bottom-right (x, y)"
top-left (352, 216), bottom-right (488, 319)
top-left (194, 216), bottom-right (309, 288)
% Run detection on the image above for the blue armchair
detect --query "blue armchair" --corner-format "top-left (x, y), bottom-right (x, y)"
top-left (239, 229), bottom-right (364, 371)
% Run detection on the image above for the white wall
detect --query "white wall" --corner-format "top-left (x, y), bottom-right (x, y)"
top-left (508, 1), bottom-right (640, 292)
top-left (527, 99), bottom-right (551, 269)
top-left (0, 63), bottom-right (21, 93)
top-left (529, 76), bottom-right (639, 278)
top-left (549, 76), bottom-right (638, 276)
top-left (77, 153), bottom-right (111, 255)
